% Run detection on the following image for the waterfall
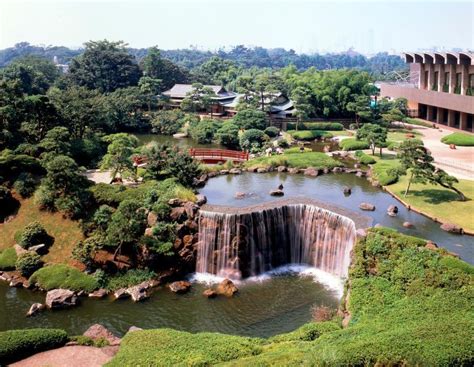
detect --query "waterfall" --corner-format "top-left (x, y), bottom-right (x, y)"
top-left (196, 204), bottom-right (356, 280)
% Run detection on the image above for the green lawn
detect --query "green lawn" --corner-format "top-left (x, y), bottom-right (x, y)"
top-left (370, 154), bottom-right (401, 185)
top-left (0, 196), bottom-right (83, 265)
top-left (441, 132), bottom-right (474, 146)
top-left (388, 176), bottom-right (474, 232)
top-left (245, 151), bottom-right (343, 170)
top-left (387, 129), bottom-right (422, 142)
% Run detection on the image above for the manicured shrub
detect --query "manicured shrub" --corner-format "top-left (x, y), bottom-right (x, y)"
top-left (0, 185), bottom-right (19, 222)
top-left (239, 129), bottom-right (267, 151)
top-left (0, 247), bottom-right (17, 270)
top-left (29, 264), bottom-right (99, 292)
top-left (340, 138), bottom-right (370, 151)
top-left (188, 119), bottom-right (219, 144)
top-left (18, 221), bottom-right (54, 249)
top-left (302, 122), bottom-right (344, 130)
top-left (288, 130), bottom-right (333, 141)
top-left (13, 172), bottom-right (38, 198)
top-left (151, 110), bottom-right (186, 135)
top-left (233, 109), bottom-right (267, 130)
top-left (15, 252), bottom-right (43, 277)
top-left (215, 121), bottom-right (240, 148)
top-left (355, 150), bottom-right (376, 165)
top-left (264, 126), bottom-right (280, 137)
top-left (105, 269), bottom-right (156, 291)
top-left (441, 132), bottom-right (474, 146)
top-left (0, 328), bottom-right (68, 364)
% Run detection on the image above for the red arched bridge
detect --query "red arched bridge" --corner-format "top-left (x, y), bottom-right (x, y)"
top-left (189, 148), bottom-right (249, 164)
top-left (132, 148), bottom-right (248, 167)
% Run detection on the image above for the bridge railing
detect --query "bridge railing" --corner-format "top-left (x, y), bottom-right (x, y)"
top-left (189, 148), bottom-right (249, 161)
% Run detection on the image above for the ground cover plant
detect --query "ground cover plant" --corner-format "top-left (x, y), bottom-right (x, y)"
top-left (340, 138), bottom-right (370, 151)
top-left (441, 132), bottom-right (474, 146)
top-left (29, 264), bottom-right (99, 292)
top-left (245, 151), bottom-right (342, 170)
top-left (288, 130), bottom-right (333, 141)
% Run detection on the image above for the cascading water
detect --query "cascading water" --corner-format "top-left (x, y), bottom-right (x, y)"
top-left (196, 204), bottom-right (356, 280)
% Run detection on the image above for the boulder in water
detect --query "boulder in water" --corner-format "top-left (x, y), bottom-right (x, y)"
top-left (83, 324), bottom-right (121, 346)
top-left (359, 202), bottom-right (375, 211)
top-left (26, 302), bottom-right (44, 317)
top-left (216, 279), bottom-right (238, 297)
top-left (277, 166), bottom-right (287, 172)
top-left (229, 168), bottom-right (242, 174)
top-left (343, 187), bottom-right (351, 196)
top-left (235, 192), bottom-right (247, 199)
top-left (403, 221), bottom-right (414, 228)
top-left (196, 194), bottom-right (207, 206)
top-left (257, 167), bottom-right (268, 173)
top-left (88, 288), bottom-right (108, 298)
top-left (387, 205), bottom-right (398, 217)
top-left (113, 288), bottom-right (130, 300)
top-left (45, 289), bottom-right (78, 309)
top-left (440, 223), bottom-right (462, 234)
top-left (288, 167), bottom-right (299, 174)
top-left (304, 168), bottom-right (319, 177)
top-left (168, 281), bottom-right (192, 294)
top-left (269, 189), bottom-right (284, 196)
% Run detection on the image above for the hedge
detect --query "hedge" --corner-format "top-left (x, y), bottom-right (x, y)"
top-left (340, 138), bottom-right (370, 151)
top-left (29, 264), bottom-right (99, 292)
top-left (288, 130), bottom-right (333, 141)
top-left (355, 150), bottom-right (376, 165)
top-left (287, 122), bottom-right (344, 131)
top-left (0, 329), bottom-right (68, 364)
top-left (0, 247), bottom-right (17, 270)
top-left (441, 132), bottom-right (474, 146)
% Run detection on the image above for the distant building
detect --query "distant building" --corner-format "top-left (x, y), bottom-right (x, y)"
top-left (379, 52), bottom-right (474, 132)
top-left (161, 84), bottom-right (295, 119)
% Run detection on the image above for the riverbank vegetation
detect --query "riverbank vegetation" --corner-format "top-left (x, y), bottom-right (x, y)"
top-left (108, 228), bottom-right (474, 366)
top-left (244, 151), bottom-right (342, 170)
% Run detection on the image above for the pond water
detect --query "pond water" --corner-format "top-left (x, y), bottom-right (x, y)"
top-left (0, 267), bottom-right (339, 338)
top-left (199, 172), bottom-right (473, 262)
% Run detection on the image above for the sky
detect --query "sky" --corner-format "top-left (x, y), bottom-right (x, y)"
top-left (0, 0), bottom-right (473, 54)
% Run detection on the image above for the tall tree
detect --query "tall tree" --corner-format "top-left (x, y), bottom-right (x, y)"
top-left (68, 40), bottom-right (140, 93)
top-left (138, 76), bottom-right (162, 111)
top-left (291, 86), bottom-right (314, 130)
top-left (141, 46), bottom-right (188, 90)
top-left (180, 83), bottom-right (216, 114)
top-left (100, 133), bottom-right (139, 182)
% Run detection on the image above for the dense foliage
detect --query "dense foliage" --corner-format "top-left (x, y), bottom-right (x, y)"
top-left (15, 252), bottom-right (43, 277)
top-left (17, 221), bottom-right (53, 249)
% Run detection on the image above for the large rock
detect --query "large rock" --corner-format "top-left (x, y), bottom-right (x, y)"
top-left (343, 187), bottom-right (352, 196)
top-left (269, 189), bottom-right (284, 197)
top-left (257, 167), bottom-right (268, 173)
top-left (83, 324), bottom-right (121, 346)
top-left (88, 289), bottom-right (108, 298)
top-left (203, 289), bottom-right (217, 298)
top-left (440, 223), bottom-right (462, 234)
top-left (387, 205), bottom-right (398, 217)
top-left (170, 207), bottom-right (187, 221)
top-left (168, 280), bottom-right (192, 294)
top-left (356, 228), bottom-right (367, 238)
top-left (229, 168), bottom-right (242, 174)
top-left (425, 241), bottom-right (438, 250)
top-left (216, 279), bottom-right (238, 297)
top-left (147, 211), bottom-right (158, 227)
top-left (304, 168), bottom-right (319, 177)
top-left (127, 285), bottom-right (149, 302)
top-left (235, 192), bottom-right (247, 199)
top-left (277, 166), bottom-right (287, 172)
top-left (195, 194), bottom-right (207, 206)
top-left (45, 289), bottom-right (78, 309)
top-left (28, 244), bottom-right (47, 255)
top-left (332, 167), bottom-right (343, 173)
top-left (113, 288), bottom-right (130, 300)
top-left (26, 303), bottom-right (44, 317)
top-left (183, 202), bottom-right (199, 219)
top-left (359, 202), bottom-right (375, 211)
top-left (403, 221), bottom-right (414, 228)
top-left (288, 167), bottom-right (299, 174)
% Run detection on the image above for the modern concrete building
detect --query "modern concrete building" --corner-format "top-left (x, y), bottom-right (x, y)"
top-left (379, 52), bottom-right (474, 132)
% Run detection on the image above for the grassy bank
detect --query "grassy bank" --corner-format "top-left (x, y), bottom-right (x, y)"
top-left (245, 151), bottom-right (342, 170)
top-left (370, 154), bottom-right (401, 185)
top-left (0, 196), bottom-right (83, 264)
top-left (108, 228), bottom-right (474, 366)
top-left (441, 132), bottom-right (474, 146)
top-left (387, 176), bottom-right (474, 232)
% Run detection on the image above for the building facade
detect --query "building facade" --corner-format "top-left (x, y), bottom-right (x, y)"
top-left (379, 52), bottom-right (474, 132)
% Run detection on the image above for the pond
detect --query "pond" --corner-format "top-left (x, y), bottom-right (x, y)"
top-left (0, 268), bottom-right (339, 338)
top-left (199, 172), bottom-right (473, 262)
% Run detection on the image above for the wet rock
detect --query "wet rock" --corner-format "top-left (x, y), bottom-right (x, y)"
top-left (403, 221), bottom-right (414, 228)
top-left (203, 289), bottom-right (217, 298)
top-left (168, 280), bottom-right (192, 294)
top-left (83, 324), bottom-right (121, 346)
top-left (168, 198), bottom-right (184, 207)
top-left (343, 187), bottom-right (352, 196)
top-left (147, 211), bottom-right (158, 227)
top-left (323, 167), bottom-right (330, 174)
top-left (113, 288), bottom-right (130, 300)
top-left (387, 205), bottom-right (398, 217)
top-left (359, 202), bottom-right (375, 211)
top-left (355, 171), bottom-right (365, 177)
top-left (304, 168), bottom-right (319, 177)
top-left (229, 168), bottom-right (242, 174)
top-left (9, 276), bottom-right (26, 288)
top-left (425, 241), bottom-right (438, 250)
top-left (127, 285), bottom-right (149, 302)
top-left (247, 167), bottom-right (258, 173)
top-left (269, 189), bottom-right (284, 197)
top-left (216, 279), bottom-right (238, 297)
top-left (27, 302), bottom-right (44, 317)
top-left (356, 228), bottom-right (367, 238)
top-left (207, 171), bottom-right (218, 178)
top-left (0, 271), bottom-right (13, 282)
top-left (277, 166), bottom-right (287, 172)
top-left (235, 192), bottom-right (246, 199)
top-left (371, 180), bottom-right (381, 187)
top-left (332, 167), bottom-right (343, 173)
top-left (196, 194), bottom-right (207, 206)
top-left (256, 167), bottom-right (268, 173)
top-left (88, 288), bottom-right (108, 298)
top-left (183, 202), bottom-right (199, 219)
top-left (170, 207), bottom-right (187, 221)
top-left (440, 223), bottom-right (462, 234)
top-left (220, 170), bottom-right (229, 175)
top-left (288, 167), bottom-right (299, 174)
top-left (46, 289), bottom-right (78, 309)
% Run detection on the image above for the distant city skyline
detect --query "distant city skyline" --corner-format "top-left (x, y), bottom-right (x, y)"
top-left (1, 0), bottom-right (473, 54)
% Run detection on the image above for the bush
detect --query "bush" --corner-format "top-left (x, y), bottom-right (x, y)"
top-left (15, 252), bottom-right (43, 277)
top-left (340, 138), bottom-right (370, 151)
top-left (270, 321), bottom-right (341, 342)
top-left (0, 248), bottom-right (17, 270)
top-left (239, 129), bottom-right (267, 150)
top-left (13, 172), bottom-right (38, 198)
top-left (264, 126), bottom-right (280, 137)
top-left (150, 110), bottom-right (186, 135)
top-left (302, 122), bottom-right (344, 131)
top-left (441, 132), bottom-right (474, 146)
top-left (29, 264), bottom-right (99, 292)
top-left (105, 269), bottom-right (156, 291)
top-left (233, 109), bottom-right (267, 130)
top-left (405, 117), bottom-right (434, 128)
top-left (18, 221), bottom-right (54, 249)
top-left (215, 121), bottom-right (240, 148)
top-left (0, 329), bottom-right (68, 364)
top-left (288, 130), bottom-right (333, 141)
top-left (188, 119), bottom-right (219, 144)
top-left (0, 185), bottom-right (19, 222)
top-left (0, 153), bottom-right (44, 184)
top-left (355, 150), bottom-right (376, 165)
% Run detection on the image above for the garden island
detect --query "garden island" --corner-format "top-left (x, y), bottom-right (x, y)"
top-left (0, 39), bottom-right (473, 366)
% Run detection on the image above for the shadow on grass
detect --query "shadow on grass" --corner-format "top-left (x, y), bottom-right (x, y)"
top-left (410, 189), bottom-right (470, 204)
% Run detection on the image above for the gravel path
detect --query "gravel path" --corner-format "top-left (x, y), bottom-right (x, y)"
top-left (10, 345), bottom-right (119, 367)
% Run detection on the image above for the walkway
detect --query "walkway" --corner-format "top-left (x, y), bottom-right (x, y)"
top-left (10, 345), bottom-right (119, 367)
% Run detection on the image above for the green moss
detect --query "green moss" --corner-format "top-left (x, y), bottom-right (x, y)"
top-left (29, 264), bottom-right (99, 292)
top-left (441, 132), bottom-right (474, 146)
top-left (0, 328), bottom-right (68, 365)
top-left (340, 138), bottom-right (370, 151)
top-left (0, 247), bottom-right (17, 270)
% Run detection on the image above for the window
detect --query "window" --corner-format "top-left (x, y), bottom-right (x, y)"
top-left (433, 71), bottom-right (439, 91)
top-left (443, 72), bottom-right (449, 92)
top-left (424, 71), bottom-right (429, 89)
top-left (468, 74), bottom-right (474, 96)
top-left (455, 73), bottom-right (462, 94)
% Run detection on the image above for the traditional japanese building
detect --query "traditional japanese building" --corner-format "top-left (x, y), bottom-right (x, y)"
top-left (379, 52), bottom-right (474, 132)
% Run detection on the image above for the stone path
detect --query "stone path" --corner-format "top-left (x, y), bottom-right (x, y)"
top-left (10, 345), bottom-right (119, 367)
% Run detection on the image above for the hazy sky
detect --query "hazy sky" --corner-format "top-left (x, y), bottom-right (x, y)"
top-left (1, 0), bottom-right (473, 53)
